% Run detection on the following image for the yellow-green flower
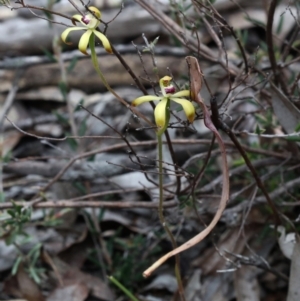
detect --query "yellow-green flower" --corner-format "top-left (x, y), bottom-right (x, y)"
top-left (61, 6), bottom-right (112, 55)
top-left (132, 76), bottom-right (195, 128)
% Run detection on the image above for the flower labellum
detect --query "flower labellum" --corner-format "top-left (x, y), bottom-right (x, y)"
top-left (164, 86), bottom-right (176, 94)
top-left (81, 15), bottom-right (90, 25)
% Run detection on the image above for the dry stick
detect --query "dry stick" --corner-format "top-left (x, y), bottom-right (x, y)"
top-left (143, 57), bottom-right (230, 277)
top-left (210, 99), bottom-right (282, 225)
top-left (134, 0), bottom-right (239, 75)
top-left (266, 0), bottom-right (290, 97)
top-left (181, 135), bottom-right (215, 194)
top-left (0, 72), bottom-right (22, 197)
top-left (15, 1), bottom-right (72, 22)
top-left (0, 200), bottom-right (178, 210)
top-left (282, 26), bottom-right (300, 63)
top-left (6, 115), bottom-right (290, 159)
top-left (198, 0), bottom-right (249, 74)
top-left (6, 119), bottom-right (289, 160)
top-left (7, 137), bottom-right (287, 197)
top-left (0, 46), bottom-right (187, 70)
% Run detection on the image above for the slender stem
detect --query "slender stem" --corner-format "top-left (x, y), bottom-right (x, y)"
top-left (157, 133), bottom-right (185, 301)
top-left (89, 34), bottom-right (154, 127)
top-left (157, 133), bottom-right (164, 224)
top-left (108, 276), bottom-right (140, 301)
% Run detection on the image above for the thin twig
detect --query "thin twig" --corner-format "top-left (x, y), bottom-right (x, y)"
top-left (0, 200), bottom-right (178, 209)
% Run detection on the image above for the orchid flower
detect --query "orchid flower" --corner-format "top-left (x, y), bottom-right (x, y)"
top-left (132, 76), bottom-right (195, 129)
top-left (61, 6), bottom-right (112, 55)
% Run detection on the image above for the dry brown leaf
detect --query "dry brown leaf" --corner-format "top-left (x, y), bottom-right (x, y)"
top-left (47, 283), bottom-right (89, 301)
top-left (192, 228), bottom-right (253, 274)
top-left (287, 236), bottom-right (300, 301)
top-left (47, 257), bottom-right (115, 301)
top-left (184, 269), bottom-right (202, 301)
top-left (3, 264), bottom-right (45, 301)
top-left (234, 265), bottom-right (260, 301)
top-left (270, 83), bottom-right (300, 134)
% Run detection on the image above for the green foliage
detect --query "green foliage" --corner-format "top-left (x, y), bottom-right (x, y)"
top-left (111, 235), bottom-right (152, 288)
top-left (142, 36), bottom-right (159, 53)
top-left (255, 109), bottom-right (275, 129)
top-left (41, 48), bottom-right (57, 63)
top-left (65, 132), bottom-right (78, 150)
top-left (3, 203), bottom-right (32, 239)
top-left (53, 110), bottom-right (69, 126)
top-left (67, 57), bottom-right (79, 74)
top-left (0, 204), bottom-right (45, 283)
top-left (87, 225), bottom-right (160, 291)
top-left (58, 81), bottom-right (68, 102)
top-left (276, 14), bottom-right (284, 34)
top-left (78, 117), bottom-right (88, 136)
top-left (245, 16), bottom-right (266, 28)
top-left (0, 0), bottom-right (11, 6)
top-left (1, 150), bottom-right (12, 163)
top-left (255, 124), bottom-right (266, 135)
top-left (39, 209), bottom-right (66, 227)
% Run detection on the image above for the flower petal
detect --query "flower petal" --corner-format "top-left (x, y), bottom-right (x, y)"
top-left (155, 98), bottom-right (168, 127)
top-left (160, 76), bottom-right (172, 87)
top-left (159, 76), bottom-right (172, 97)
top-left (171, 97), bottom-right (195, 123)
top-left (86, 16), bottom-right (100, 29)
top-left (93, 30), bottom-right (113, 53)
top-left (72, 14), bottom-right (86, 26)
top-left (132, 95), bottom-right (161, 106)
top-left (78, 30), bottom-right (93, 55)
top-left (61, 27), bottom-right (86, 45)
top-left (88, 6), bottom-right (101, 18)
top-left (172, 90), bottom-right (191, 98)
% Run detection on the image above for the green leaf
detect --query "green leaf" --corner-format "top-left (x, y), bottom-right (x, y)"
top-left (73, 181), bottom-right (86, 194)
top-left (41, 48), bottom-right (57, 63)
top-left (292, 40), bottom-right (300, 48)
top-left (294, 123), bottom-right (300, 132)
top-left (285, 136), bottom-right (300, 142)
top-left (58, 81), bottom-right (68, 102)
top-left (67, 57), bottom-right (78, 74)
top-left (276, 14), bottom-right (284, 34)
top-left (28, 243), bottom-right (42, 258)
top-left (78, 118), bottom-right (88, 136)
top-left (0, 0), bottom-right (10, 6)
top-left (74, 98), bottom-right (84, 112)
top-left (7, 209), bottom-right (15, 217)
top-left (66, 134), bottom-right (78, 151)
top-left (2, 150), bottom-right (12, 163)
top-left (245, 16), bottom-right (266, 28)
top-left (0, 192), bottom-right (5, 203)
top-left (255, 124), bottom-right (265, 135)
top-left (29, 266), bottom-right (41, 284)
top-left (53, 111), bottom-right (69, 126)
top-left (43, 9), bottom-right (53, 22)
top-left (12, 257), bottom-right (22, 275)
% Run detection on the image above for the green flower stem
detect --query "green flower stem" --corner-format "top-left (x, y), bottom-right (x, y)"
top-left (108, 276), bottom-right (140, 301)
top-left (156, 104), bottom-right (185, 300)
top-left (89, 34), bottom-right (111, 92)
top-left (89, 34), bottom-right (153, 127)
